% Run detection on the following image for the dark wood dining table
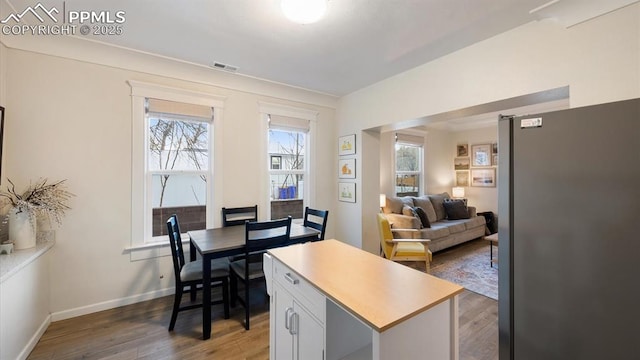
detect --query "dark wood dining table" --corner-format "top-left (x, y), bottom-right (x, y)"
top-left (188, 223), bottom-right (320, 340)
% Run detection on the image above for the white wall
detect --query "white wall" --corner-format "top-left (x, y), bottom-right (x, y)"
top-left (336, 4), bottom-right (640, 252)
top-left (1, 44), bottom-right (336, 318)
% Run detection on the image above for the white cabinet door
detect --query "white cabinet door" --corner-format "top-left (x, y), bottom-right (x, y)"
top-left (273, 280), bottom-right (325, 360)
top-left (294, 300), bottom-right (324, 360)
top-left (273, 282), bottom-right (295, 360)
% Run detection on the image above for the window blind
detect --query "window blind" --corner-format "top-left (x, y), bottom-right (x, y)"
top-left (269, 114), bottom-right (310, 132)
top-left (395, 133), bottom-right (424, 146)
top-left (147, 98), bottom-right (213, 121)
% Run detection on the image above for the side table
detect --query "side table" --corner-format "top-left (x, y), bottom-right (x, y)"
top-left (485, 233), bottom-right (498, 267)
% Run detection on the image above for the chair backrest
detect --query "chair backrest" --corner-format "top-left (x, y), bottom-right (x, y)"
top-left (245, 216), bottom-right (292, 254)
top-left (166, 214), bottom-right (186, 281)
top-left (222, 205), bottom-right (258, 227)
top-left (377, 213), bottom-right (394, 259)
top-left (303, 207), bottom-right (329, 240)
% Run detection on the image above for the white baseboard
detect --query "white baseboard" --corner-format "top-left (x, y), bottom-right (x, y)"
top-left (17, 314), bottom-right (51, 360)
top-left (51, 287), bottom-right (174, 322)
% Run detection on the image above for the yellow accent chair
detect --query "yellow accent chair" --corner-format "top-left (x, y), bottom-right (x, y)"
top-left (377, 213), bottom-right (432, 273)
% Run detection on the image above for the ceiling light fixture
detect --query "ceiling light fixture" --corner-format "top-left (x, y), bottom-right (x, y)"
top-left (281, 0), bottom-right (327, 24)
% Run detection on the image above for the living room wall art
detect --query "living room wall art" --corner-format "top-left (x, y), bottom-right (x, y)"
top-left (338, 182), bottom-right (356, 202)
top-left (471, 143), bottom-right (491, 167)
top-left (457, 143), bottom-right (468, 157)
top-left (492, 142), bottom-right (498, 166)
top-left (455, 170), bottom-right (470, 187)
top-left (338, 134), bottom-right (355, 156)
top-left (471, 168), bottom-right (496, 187)
top-left (454, 157), bottom-right (470, 170)
top-left (338, 158), bottom-right (355, 179)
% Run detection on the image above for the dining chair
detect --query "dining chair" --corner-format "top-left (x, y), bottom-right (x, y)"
top-left (222, 205), bottom-right (258, 227)
top-left (166, 215), bottom-right (230, 332)
top-left (377, 213), bottom-right (432, 273)
top-left (229, 216), bottom-right (292, 330)
top-left (303, 206), bottom-right (329, 241)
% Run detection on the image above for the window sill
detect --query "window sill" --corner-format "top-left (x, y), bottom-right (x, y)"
top-left (124, 236), bottom-right (190, 261)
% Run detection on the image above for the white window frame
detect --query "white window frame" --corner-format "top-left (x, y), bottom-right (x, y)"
top-left (127, 81), bottom-right (225, 259)
top-left (258, 101), bottom-right (318, 220)
top-left (394, 132), bottom-right (425, 197)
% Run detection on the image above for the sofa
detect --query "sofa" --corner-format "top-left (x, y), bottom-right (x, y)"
top-left (382, 193), bottom-right (486, 253)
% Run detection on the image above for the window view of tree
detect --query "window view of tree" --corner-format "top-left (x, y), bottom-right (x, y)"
top-left (148, 117), bottom-right (208, 206)
top-left (147, 111), bottom-right (211, 237)
top-left (395, 143), bottom-right (422, 196)
top-left (269, 129), bottom-right (306, 219)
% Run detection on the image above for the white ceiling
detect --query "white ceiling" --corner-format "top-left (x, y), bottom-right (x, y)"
top-left (2, 0), bottom-right (635, 97)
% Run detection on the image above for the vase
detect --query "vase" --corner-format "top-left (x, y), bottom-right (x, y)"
top-left (8, 207), bottom-right (37, 250)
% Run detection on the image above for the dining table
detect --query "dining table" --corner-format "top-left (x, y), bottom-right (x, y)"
top-left (188, 222), bottom-right (321, 340)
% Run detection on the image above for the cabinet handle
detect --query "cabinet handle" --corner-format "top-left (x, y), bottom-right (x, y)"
top-left (285, 307), bottom-right (293, 330)
top-left (284, 273), bottom-right (299, 285)
top-left (290, 312), bottom-right (298, 335)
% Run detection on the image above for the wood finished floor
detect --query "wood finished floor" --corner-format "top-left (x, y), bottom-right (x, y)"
top-left (29, 276), bottom-right (497, 360)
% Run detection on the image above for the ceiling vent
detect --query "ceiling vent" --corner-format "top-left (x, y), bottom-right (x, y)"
top-left (211, 62), bottom-right (238, 73)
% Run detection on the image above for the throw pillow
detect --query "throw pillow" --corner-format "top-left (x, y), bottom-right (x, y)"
top-left (414, 207), bottom-right (431, 228)
top-left (428, 192), bottom-right (451, 221)
top-left (412, 196), bottom-right (437, 224)
top-left (401, 205), bottom-right (416, 217)
top-left (443, 199), bottom-right (470, 220)
top-left (402, 205), bottom-right (423, 229)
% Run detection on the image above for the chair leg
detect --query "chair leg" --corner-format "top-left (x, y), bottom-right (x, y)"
top-left (168, 286), bottom-right (183, 331)
top-left (222, 277), bottom-right (230, 319)
top-left (230, 271), bottom-right (237, 307)
top-left (244, 278), bottom-right (250, 330)
top-left (190, 284), bottom-right (197, 302)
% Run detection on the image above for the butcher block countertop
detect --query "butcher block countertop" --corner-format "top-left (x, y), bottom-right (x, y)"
top-left (267, 239), bottom-right (463, 332)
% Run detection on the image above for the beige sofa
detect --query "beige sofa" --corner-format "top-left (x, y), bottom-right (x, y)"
top-left (382, 193), bottom-right (486, 253)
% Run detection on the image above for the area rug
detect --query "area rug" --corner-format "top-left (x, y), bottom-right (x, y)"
top-left (402, 239), bottom-right (498, 300)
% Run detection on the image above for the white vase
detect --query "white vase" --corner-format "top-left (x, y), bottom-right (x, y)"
top-left (9, 208), bottom-right (37, 250)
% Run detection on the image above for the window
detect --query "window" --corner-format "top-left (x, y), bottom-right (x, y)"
top-left (259, 102), bottom-right (317, 222)
top-left (268, 122), bottom-right (307, 219)
top-left (129, 81), bottom-right (224, 252)
top-left (147, 99), bottom-right (213, 238)
top-left (395, 133), bottom-right (424, 197)
top-left (270, 155), bottom-right (282, 170)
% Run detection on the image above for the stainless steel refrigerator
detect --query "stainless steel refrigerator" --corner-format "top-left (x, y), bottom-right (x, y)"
top-left (498, 98), bottom-right (640, 359)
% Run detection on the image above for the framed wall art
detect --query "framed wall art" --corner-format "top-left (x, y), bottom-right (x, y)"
top-left (454, 157), bottom-right (470, 170)
top-left (456, 144), bottom-right (468, 157)
top-left (338, 182), bottom-right (356, 203)
top-left (338, 158), bottom-right (356, 179)
top-left (471, 168), bottom-right (496, 187)
top-left (455, 170), bottom-right (470, 187)
top-left (471, 144), bottom-right (492, 167)
top-left (338, 134), bottom-right (355, 156)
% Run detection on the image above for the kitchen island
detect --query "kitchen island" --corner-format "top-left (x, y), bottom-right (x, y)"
top-left (264, 239), bottom-right (463, 360)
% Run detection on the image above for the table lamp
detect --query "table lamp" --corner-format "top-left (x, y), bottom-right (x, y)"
top-left (452, 187), bottom-right (465, 199)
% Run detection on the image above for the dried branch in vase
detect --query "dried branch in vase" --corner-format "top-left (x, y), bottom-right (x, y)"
top-left (0, 178), bottom-right (74, 226)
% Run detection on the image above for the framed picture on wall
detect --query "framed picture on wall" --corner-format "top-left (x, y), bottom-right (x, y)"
top-left (471, 168), bottom-right (496, 187)
top-left (338, 182), bottom-right (356, 203)
top-left (338, 158), bottom-right (356, 179)
top-left (338, 134), bottom-right (356, 156)
top-left (457, 144), bottom-right (468, 157)
top-left (471, 144), bottom-right (492, 167)
top-left (454, 157), bottom-right (470, 170)
top-left (455, 170), bottom-right (470, 187)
